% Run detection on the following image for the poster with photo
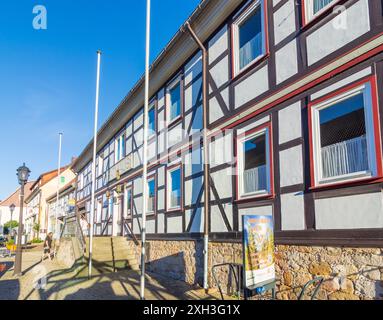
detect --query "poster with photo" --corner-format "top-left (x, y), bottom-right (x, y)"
top-left (243, 215), bottom-right (275, 288)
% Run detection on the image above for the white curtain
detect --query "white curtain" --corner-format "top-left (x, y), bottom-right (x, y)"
top-left (171, 191), bottom-right (181, 208)
top-left (239, 33), bottom-right (262, 69)
top-left (321, 135), bottom-right (369, 178)
top-left (244, 165), bottom-right (267, 194)
top-left (314, 0), bottom-right (333, 13)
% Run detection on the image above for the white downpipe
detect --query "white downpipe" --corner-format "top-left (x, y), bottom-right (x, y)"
top-left (54, 132), bottom-right (63, 239)
top-left (89, 50), bottom-right (102, 279)
top-left (140, 0), bottom-right (151, 301)
top-left (204, 234), bottom-right (209, 290)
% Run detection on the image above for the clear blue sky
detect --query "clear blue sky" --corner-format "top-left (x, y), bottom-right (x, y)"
top-left (0, 0), bottom-right (200, 200)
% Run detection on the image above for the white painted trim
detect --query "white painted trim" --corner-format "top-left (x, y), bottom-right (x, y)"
top-left (311, 82), bottom-right (377, 185)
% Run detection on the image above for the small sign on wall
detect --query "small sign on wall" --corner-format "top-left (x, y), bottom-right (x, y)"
top-left (242, 215), bottom-right (275, 289)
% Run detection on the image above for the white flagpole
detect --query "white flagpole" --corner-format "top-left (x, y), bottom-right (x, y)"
top-left (89, 50), bottom-right (102, 279)
top-left (140, 0), bottom-right (151, 300)
top-left (54, 132), bottom-right (63, 240)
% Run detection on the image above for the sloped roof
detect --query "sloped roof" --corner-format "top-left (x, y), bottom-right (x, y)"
top-left (0, 181), bottom-right (36, 207)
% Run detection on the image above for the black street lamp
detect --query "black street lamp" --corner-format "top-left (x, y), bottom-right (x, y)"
top-left (9, 204), bottom-right (15, 239)
top-left (13, 163), bottom-right (30, 277)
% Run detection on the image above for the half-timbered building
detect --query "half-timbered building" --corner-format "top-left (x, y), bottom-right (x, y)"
top-left (71, 0), bottom-right (383, 299)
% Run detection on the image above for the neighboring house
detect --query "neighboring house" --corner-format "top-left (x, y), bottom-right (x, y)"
top-left (0, 182), bottom-right (35, 235)
top-left (71, 0), bottom-right (383, 299)
top-left (46, 179), bottom-right (76, 235)
top-left (25, 165), bottom-right (76, 240)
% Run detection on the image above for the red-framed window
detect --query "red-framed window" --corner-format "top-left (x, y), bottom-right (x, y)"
top-left (308, 76), bottom-right (383, 188)
top-left (166, 162), bottom-right (184, 212)
top-left (301, 0), bottom-right (342, 27)
top-left (231, 0), bottom-right (269, 79)
top-left (235, 122), bottom-right (274, 201)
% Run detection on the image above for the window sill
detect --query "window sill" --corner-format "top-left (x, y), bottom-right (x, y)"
top-left (310, 176), bottom-right (383, 192)
top-left (166, 207), bottom-right (183, 213)
top-left (235, 192), bottom-right (274, 204)
top-left (232, 53), bottom-right (269, 83)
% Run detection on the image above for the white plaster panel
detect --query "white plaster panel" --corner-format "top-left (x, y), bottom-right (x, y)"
top-left (209, 87), bottom-right (229, 124)
top-left (168, 122), bottom-right (183, 148)
top-left (134, 177), bottom-right (143, 194)
top-left (157, 189), bottom-right (165, 211)
top-left (134, 110), bottom-right (144, 130)
top-left (307, 0), bottom-right (370, 66)
top-left (157, 213), bottom-right (165, 233)
top-left (276, 39), bottom-right (298, 84)
top-left (235, 65), bottom-right (269, 109)
top-left (158, 109), bottom-right (166, 131)
top-left (133, 219), bottom-right (140, 234)
top-left (211, 204), bottom-right (233, 232)
top-left (167, 216), bottom-right (183, 233)
top-left (184, 147), bottom-right (203, 178)
top-left (274, 0), bottom-right (296, 45)
top-left (133, 147), bottom-right (143, 168)
top-left (281, 192), bottom-right (305, 230)
top-left (146, 220), bottom-right (155, 234)
top-left (210, 132), bottom-right (233, 168)
top-left (185, 52), bottom-right (202, 86)
top-left (311, 67), bottom-right (372, 100)
top-left (315, 192), bottom-right (383, 230)
top-left (209, 56), bottom-right (229, 90)
top-left (211, 168), bottom-right (233, 200)
top-left (239, 206), bottom-right (273, 231)
top-left (185, 77), bottom-right (202, 112)
top-left (208, 25), bottom-right (228, 64)
top-left (126, 121), bottom-right (133, 136)
top-left (278, 101), bottom-right (302, 144)
top-left (158, 132), bottom-right (166, 155)
top-left (185, 176), bottom-right (203, 207)
top-left (279, 145), bottom-right (303, 187)
top-left (157, 166), bottom-right (165, 186)
top-left (147, 139), bottom-right (156, 160)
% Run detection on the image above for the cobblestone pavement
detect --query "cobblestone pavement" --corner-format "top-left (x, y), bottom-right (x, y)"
top-left (0, 251), bottom-right (226, 300)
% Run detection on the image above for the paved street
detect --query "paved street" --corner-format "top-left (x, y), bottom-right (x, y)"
top-left (0, 248), bottom-right (225, 300)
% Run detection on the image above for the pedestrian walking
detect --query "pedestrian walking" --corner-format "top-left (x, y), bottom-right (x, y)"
top-left (42, 232), bottom-right (54, 261)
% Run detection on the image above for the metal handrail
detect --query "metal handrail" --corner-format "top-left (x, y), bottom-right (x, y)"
top-left (298, 277), bottom-right (324, 300)
top-left (212, 263), bottom-right (241, 300)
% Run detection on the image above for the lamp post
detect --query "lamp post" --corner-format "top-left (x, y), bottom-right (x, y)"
top-left (14, 163), bottom-right (31, 277)
top-left (9, 204), bottom-right (15, 239)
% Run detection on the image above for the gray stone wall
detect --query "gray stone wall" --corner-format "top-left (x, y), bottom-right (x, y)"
top-left (127, 239), bottom-right (383, 300)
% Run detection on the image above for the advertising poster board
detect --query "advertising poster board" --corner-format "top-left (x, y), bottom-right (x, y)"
top-left (243, 215), bottom-right (275, 289)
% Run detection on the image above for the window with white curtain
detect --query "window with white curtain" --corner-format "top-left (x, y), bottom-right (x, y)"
top-left (232, 0), bottom-right (266, 76)
top-left (168, 165), bottom-right (182, 210)
top-left (311, 82), bottom-right (377, 185)
top-left (238, 127), bottom-right (271, 198)
top-left (305, 0), bottom-right (337, 22)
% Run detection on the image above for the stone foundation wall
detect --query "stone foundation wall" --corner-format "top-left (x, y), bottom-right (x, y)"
top-left (127, 239), bottom-right (383, 300)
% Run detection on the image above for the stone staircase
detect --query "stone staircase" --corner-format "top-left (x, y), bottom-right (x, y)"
top-left (84, 237), bottom-right (139, 275)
